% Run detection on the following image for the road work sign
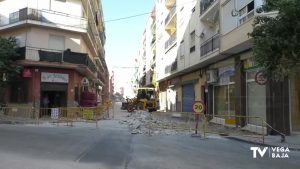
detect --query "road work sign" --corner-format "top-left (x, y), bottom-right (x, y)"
top-left (192, 101), bottom-right (205, 114)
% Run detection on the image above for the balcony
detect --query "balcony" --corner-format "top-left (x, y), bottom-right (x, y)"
top-left (220, 17), bottom-right (254, 54)
top-left (20, 46), bottom-right (97, 72)
top-left (165, 32), bottom-right (177, 51)
top-left (151, 34), bottom-right (156, 46)
top-left (150, 55), bottom-right (156, 67)
top-left (200, 0), bottom-right (218, 15)
top-left (200, 34), bottom-right (220, 57)
top-left (165, 0), bottom-right (176, 9)
top-left (0, 8), bottom-right (87, 30)
top-left (151, 22), bottom-right (156, 37)
top-left (164, 59), bottom-right (177, 74)
top-left (165, 6), bottom-right (176, 26)
top-left (200, 0), bottom-right (219, 25)
top-left (0, 8), bottom-right (103, 59)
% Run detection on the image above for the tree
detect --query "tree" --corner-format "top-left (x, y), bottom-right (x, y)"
top-left (0, 37), bottom-right (22, 87)
top-left (250, 0), bottom-right (300, 80)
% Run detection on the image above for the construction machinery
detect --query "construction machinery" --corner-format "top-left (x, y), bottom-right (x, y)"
top-left (126, 87), bottom-right (158, 112)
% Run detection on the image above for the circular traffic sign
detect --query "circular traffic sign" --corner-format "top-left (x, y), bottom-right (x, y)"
top-left (192, 101), bottom-right (205, 114)
top-left (255, 71), bottom-right (268, 85)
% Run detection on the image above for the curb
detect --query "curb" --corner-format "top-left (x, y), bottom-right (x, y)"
top-left (227, 136), bottom-right (300, 151)
top-left (0, 120), bottom-right (41, 125)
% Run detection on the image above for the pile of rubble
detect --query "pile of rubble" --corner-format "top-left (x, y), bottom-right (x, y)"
top-left (119, 111), bottom-right (193, 135)
top-left (119, 111), bottom-right (263, 138)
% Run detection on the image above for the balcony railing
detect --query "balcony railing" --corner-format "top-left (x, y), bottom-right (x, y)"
top-left (165, 5), bottom-right (176, 25)
top-left (200, 0), bottom-right (218, 15)
top-left (3, 8), bottom-right (87, 29)
top-left (22, 47), bottom-right (97, 72)
top-left (200, 34), bottom-right (219, 57)
top-left (165, 32), bottom-right (177, 50)
top-left (151, 34), bottom-right (156, 46)
top-left (239, 10), bottom-right (255, 26)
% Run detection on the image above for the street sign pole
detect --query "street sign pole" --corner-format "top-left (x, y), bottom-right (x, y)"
top-left (192, 101), bottom-right (205, 137)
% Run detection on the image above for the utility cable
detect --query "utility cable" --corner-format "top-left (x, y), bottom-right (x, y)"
top-left (104, 0), bottom-right (197, 23)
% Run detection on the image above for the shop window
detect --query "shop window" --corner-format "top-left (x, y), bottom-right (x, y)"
top-left (10, 80), bottom-right (28, 103)
top-left (214, 84), bottom-right (235, 117)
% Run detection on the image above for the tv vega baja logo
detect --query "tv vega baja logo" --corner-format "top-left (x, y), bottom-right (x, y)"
top-left (250, 147), bottom-right (290, 159)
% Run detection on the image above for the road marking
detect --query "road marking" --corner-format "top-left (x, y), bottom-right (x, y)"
top-left (74, 140), bottom-right (99, 162)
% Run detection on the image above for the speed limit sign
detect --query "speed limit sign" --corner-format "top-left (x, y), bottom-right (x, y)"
top-left (192, 101), bottom-right (205, 114)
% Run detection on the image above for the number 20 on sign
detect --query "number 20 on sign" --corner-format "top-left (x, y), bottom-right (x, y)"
top-left (193, 101), bottom-right (205, 114)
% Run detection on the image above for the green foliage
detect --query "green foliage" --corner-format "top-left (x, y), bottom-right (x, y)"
top-left (250, 0), bottom-right (300, 80)
top-left (0, 37), bottom-right (22, 87)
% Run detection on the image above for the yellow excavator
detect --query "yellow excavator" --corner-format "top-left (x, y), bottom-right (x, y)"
top-left (127, 87), bottom-right (158, 112)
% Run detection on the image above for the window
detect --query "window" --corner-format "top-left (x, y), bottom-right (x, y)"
top-left (49, 35), bottom-right (65, 51)
top-left (180, 40), bottom-right (184, 59)
top-left (192, 7), bottom-right (195, 13)
top-left (55, 0), bottom-right (66, 2)
top-left (190, 30), bottom-right (195, 53)
top-left (190, 46), bottom-right (195, 53)
top-left (239, 1), bottom-right (255, 25)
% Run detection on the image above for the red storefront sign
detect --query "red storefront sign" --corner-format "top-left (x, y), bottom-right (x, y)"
top-left (22, 68), bottom-right (32, 78)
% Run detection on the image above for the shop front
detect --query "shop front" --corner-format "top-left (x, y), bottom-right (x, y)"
top-left (290, 77), bottom-right (300, 133)
top-left (242, 55), bottom-right (267, 129)
top-left (40, 72), bottom-right (69, 110)
top-left (158, 81), bottom-right (168, 111)
top-left (212, 66), bottom-right (235, 124)
top-left (166, 77), bottom-right (181, 112)
top-left (181, 72), bottom-right (199, 112)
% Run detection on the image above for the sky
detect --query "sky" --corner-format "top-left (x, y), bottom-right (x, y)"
top-left (102, 0), bottom-right (154, 96)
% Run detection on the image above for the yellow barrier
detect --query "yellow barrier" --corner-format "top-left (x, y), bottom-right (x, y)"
top-left (0, 106), bottom-right (107, 127)
top-left (143, 112), bottom-right (266, 143)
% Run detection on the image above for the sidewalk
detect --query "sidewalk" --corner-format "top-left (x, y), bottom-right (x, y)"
top-left (227, 134), bottom-right (300, 151)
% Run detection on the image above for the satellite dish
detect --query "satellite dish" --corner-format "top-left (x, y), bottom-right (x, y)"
top-left (256, 7), bottom-right (264, 14)
top-left (231, 9), bottom-right (239, 17)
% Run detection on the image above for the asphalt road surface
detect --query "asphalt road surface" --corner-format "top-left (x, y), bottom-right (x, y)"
top-left (0, 102), bottom-right (299, 169)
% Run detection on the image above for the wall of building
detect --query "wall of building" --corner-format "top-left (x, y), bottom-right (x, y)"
top-left (0, 0), bottom-right (83, 26)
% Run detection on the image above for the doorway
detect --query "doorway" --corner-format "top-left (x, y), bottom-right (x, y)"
top-left (41, 91), bottom-right (67, 108)
top-left (40, 83), bottom-right (67, 115)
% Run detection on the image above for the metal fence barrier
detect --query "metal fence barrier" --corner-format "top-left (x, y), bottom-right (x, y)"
top-left (0, 105), bottom-right (110, 127)
top-left (204, 114), bottom-right (266, 143)
top-left (142, 111), bottom-right (267, 143)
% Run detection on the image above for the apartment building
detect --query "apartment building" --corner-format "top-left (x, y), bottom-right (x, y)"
top-left (0, 0), bottom-right (108, 108)
top-left (137, 0), bottom-right (299, 135)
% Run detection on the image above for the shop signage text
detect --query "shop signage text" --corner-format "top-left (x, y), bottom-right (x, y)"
top-left (41, 72), bottom-right (69, 83)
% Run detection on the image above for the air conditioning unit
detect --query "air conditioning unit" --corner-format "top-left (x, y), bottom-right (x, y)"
top-left (206, 69), bottom-right (218, 84)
